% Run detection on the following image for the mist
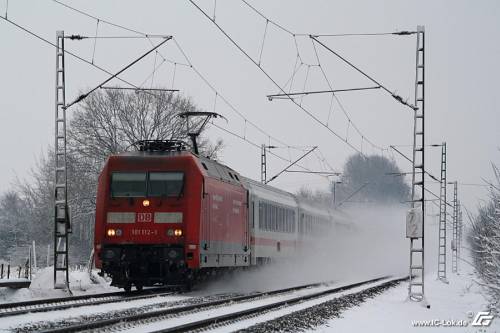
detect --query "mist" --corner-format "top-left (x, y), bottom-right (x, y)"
top-left (197, 203), bottom-right (420, 294)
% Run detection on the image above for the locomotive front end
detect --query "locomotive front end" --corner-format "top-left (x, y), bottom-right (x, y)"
top-left (94, 149), bottom-right (203, 291)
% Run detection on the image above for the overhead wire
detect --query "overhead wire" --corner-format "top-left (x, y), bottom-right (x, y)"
top-left (244, 0), bottom-right (381, 153)
top-left (241, 0), bottom-right (294, 35)
top-left (51, 0), bottom-right (417, 171)
top-left (0, 15), bottom-right (157, 95)
top-left (188, 0), bottom-right (364, 154)
top-left (53, 0), bottom-right (399, 186)
top-left (71, 35), bottom-right (168, 39)
top-left (52, 0), bottom-right (145, 35)
top-left (297, 31), bottom-right (417, 37)
top-left (257, 19), bottom-right (268, 65)
top-left (150, 51), bottom-right (158, 88)
top-left (238, 0), bottom-right (412, 152)
top-left (50, 0), bottom-right (300, 152)
top-left (51, 0), bottom-right (183, 72)
top-left (309, 37), bottom-right (385, 152)
top-left (211, 122), bottom-right (331, 180)
top-left (171, 38), bottom-right (293, 149)
top-left (91, 19), bottom-right (99, 64)
top-left (310, 36), bottom-right (417, 111)
top-left (48, 0), bottom-right (331, 181)
top-left (64, 37), bottom-right (172, 110)
top-left (138, 58), bottom-right (166, 88)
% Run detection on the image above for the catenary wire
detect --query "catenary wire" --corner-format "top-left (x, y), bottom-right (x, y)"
top-left (51, 0), bottom-right (311, 157)
top-left (239, 0), bottom-right (414, 149)
top-left (188, 0), bottom-right (364, 154)
top-left (0, 15), bottom-right (157, 95)
top-left (17, 1), bottom-right (346, 185)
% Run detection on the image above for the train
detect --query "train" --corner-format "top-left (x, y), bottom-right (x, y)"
top-left (94, 140), bottom-right (348, 291)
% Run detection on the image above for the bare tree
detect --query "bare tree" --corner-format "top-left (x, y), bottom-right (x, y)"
top-left (296, 186), bottom-right (333, 207)
top-left (1, 89), bottom-right (224, 265)
top-left (68, 89), bottom-right (222, 170)
top-left (0, 191), bottom-right (29, 262)
top-left (339, 153), bottom-right (410, 203)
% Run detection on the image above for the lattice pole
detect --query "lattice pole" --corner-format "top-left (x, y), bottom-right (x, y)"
top-left (451, 182), bottom-right (458, 274)
top-left (408, 26), bottom-right (426, 302)
top-left (437, 142), bottom-right (447, 282)
top-left (54, 30), bottom-right (71, 290)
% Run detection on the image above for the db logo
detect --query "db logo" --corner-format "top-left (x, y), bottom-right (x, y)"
top-left (137, 213), bottom-right (152, 223)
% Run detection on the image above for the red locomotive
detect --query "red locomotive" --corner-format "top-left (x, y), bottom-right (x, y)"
top-left (94, 140), bottom-right (345, 291)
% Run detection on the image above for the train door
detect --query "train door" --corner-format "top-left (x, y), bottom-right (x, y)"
top-left (243, 190), bottom-right (250, 253)
top-left (241, 191), bottom-right (249, 260)
top-left (249, 196), bottom-right (257, 265)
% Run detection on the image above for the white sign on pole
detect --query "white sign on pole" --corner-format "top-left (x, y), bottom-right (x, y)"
top-left (406, 208), bottom-right (423, 238)
top-left (32, 240), bottom-right (37, 271)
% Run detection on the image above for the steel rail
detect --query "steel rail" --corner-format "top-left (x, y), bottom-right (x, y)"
top-left (39, 280), bottom-right (334, 333)
top-left (152, 275), bottom-right (408, 333)
top-left (41, 276), bottom-right (405, 333)
top-left (0, 286), bottom-right (178, 317)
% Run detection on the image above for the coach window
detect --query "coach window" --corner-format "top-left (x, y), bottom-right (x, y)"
top-left (277, 207), bottom-right (281, 232)
top-left (288, 210), bottom-right (292, 232)
top-left (111, 172), bottom-right (147, 197)
top-left (148, 172), bottom-right (184, 197)
top-left (274, 205), bottom-right (277, 231)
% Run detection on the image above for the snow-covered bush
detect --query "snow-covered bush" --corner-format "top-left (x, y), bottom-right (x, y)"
top-left (469, 164), bottom-right (500, 309)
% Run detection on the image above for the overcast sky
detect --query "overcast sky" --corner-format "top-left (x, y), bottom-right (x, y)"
top-left (1, 0), bottom-right (499, 213)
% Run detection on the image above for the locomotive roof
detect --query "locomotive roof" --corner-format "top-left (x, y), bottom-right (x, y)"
top-left (114, 150), bottom-right (244, 187)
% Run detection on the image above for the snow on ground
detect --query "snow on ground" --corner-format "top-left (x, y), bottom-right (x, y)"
top-left (0, 279), bottom-right (30, 283)
top-left (0, 266), bottom-right (118, 304)
top-left (121, 277), bottom-right (401, 333)
top-left (0, 293), bottom-right (190, 333)
top-left (312, 261), bottom-right (499, 332)
top-left (0, 266), bottom-right (193, 333)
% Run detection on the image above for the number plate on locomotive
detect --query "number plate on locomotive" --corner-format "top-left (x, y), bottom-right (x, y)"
top-left (131, 229), bottom-right (158, 236)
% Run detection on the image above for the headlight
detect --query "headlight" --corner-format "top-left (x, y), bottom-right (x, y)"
top-left (167, 229), bottom-right (174, 236)
top-left (107, 228), bottom-right (122, 237)
top-left (174, 229), bottom-right (183, 237)
top-left (142, 199), bottom-right (150, 207)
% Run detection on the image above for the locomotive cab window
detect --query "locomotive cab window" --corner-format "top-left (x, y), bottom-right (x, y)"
top-left (148, 172), bottom-right (184, 197)
top-left (111, 172), bottom-right (147, 197)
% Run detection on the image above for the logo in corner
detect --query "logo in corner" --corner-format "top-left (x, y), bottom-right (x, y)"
top-left (471, 311), bottom-right (494, 327)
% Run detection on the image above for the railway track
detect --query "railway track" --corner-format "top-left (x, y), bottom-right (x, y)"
top-left (30, 276), bottom-right (405, 333)
top-left (151, 276), bottom-right (409, 333)
top-left (0, 286), bottom-right (179, 318)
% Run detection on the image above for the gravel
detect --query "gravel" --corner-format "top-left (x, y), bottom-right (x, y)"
top-left (238, 280), bottom-right (403, 333)
top-left (14, 293), bottom-right (242, 333)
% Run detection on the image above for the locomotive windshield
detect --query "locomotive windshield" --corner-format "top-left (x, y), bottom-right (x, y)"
top-left (148, 172), bottom-right (184, 197)
top-left (111, 172), bottom-right (147, 197)
top-left (110, 172), bottom-right (184, 198)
